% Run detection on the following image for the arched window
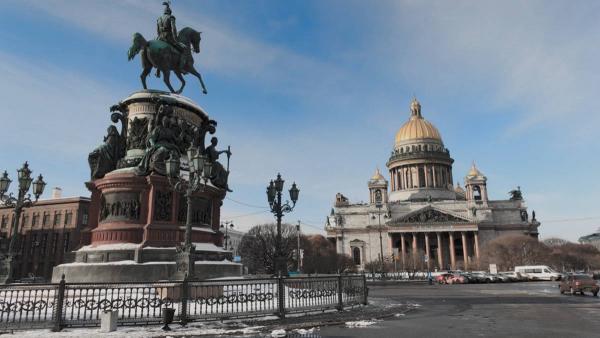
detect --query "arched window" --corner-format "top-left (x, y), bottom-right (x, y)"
top-left (352, 247), bottom-right (361, 265)
top-left (473, 186), bottom-right (482, 200)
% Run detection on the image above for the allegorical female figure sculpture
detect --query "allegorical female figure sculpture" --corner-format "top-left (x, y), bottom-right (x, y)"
top-left (135, 114), bottom-right (181, 176)
top-left (204, 137), bottom-right (231, 191)
top-left (88, 125), bottom-right (126, 179)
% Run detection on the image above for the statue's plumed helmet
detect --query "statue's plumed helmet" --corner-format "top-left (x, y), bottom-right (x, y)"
top-left (162, 2), bottom-right (172, 15)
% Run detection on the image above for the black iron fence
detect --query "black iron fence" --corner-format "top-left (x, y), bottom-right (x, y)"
top-left (0, 274), bottom-right (368, 331)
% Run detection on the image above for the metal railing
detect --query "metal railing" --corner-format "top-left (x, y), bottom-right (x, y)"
top-left (0, 274), bottom-right (368, 331)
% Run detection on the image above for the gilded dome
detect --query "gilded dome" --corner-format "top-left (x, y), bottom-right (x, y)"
top-left (394, 98), bottom-right (442, 145)
top-left (371, 168), bottom-right (384, 180)
top-left (466, 162), bottom-right (484, 178)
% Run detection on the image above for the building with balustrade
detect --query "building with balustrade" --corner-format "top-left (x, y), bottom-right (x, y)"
top-left (325, 98), bottom-right (540, 271)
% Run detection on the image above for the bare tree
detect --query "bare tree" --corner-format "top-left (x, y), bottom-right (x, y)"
top-left (301, 235), bottom-right (355, 274)
top-left (481, 235), bottom-right (550, 271)
top-left (238, 223), bottom-right (298, 274)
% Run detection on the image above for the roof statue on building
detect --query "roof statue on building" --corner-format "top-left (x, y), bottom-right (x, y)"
top-left (509, 186), bottom-right (523, 201)
top-left (127, 1), bottom-right (208, 95)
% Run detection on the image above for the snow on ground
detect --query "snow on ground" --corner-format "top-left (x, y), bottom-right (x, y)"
top-left (11, 322), bottom-right (264, 338)
top-left (270, 328), bottom-right (287, 337)
top-left (345, 320), bottom-right (379, 327)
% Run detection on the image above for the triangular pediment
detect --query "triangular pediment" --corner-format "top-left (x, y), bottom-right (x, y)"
top-left (390, 206), bottom-right (471, 224)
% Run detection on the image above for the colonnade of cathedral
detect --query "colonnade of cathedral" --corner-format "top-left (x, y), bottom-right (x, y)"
top-left (389, 164), bottom-right (453, 192)
top-left (391, 231), bottom-right (480, 271)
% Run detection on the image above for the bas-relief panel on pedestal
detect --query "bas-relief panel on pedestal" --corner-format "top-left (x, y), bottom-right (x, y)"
top-left (177, 194), bottom-right (212, 226)
top-left (154, 190), bottom-right (172, 222)
top-left (99, 192), bottom-right (141, 223)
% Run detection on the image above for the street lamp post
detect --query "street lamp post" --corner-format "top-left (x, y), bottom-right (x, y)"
top-left (266, 173), bottom-right (299, 277)
top-left (165, 146), bottom-right (213, 280)
top-left (0, 162), bottom-right (46, 284)
top-left (372, 190), bottom-right (387, 275)
top-left (220, 221), bottom-right (234, 250)
top-left (296, 220), bottom-right (301, 273)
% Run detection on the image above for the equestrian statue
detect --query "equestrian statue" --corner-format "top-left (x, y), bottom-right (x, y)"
top-left (127, 2), bottom-right (208, 95)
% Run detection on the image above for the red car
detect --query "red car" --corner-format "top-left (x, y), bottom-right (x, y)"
top-left (559, 274), bottom-right (599, 296)
top-left (436, 273), bottom-right (467, 284)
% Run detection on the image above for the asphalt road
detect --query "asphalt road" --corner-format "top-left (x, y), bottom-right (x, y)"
top-left (312, 281), bottom-right (600, 338)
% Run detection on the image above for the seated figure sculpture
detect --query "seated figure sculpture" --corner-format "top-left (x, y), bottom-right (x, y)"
top-left (88, 125), bottom-right (125, 179)
top-left (204, 137), bottom-right (231, 191)
top-left (135, 110), bottom-right (181, 176)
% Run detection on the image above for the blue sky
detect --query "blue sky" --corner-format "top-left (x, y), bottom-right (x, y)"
top-left (1, 0), bottom-right (599, 241)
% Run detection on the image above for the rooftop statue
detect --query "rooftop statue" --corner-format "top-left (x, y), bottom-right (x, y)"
top-left (128, 2), bottom-right (208, 95)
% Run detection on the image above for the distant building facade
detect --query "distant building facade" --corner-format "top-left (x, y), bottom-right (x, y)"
top-left (325, 98), bottom-right (540, 271)
top-left (225, 229), bottom-right (245, 258)
top-left (0, 191), bottom-right (90, 280)
top-left (579, 230), bottom-right (600, 251)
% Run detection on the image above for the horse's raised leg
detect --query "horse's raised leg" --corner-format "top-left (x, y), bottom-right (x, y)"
top-left (162, 70), bottom-right (176, 93)
top-left (188, 66), bottom-right (208, 94)
top-left (140, 66), bottom-right (152, 90)
top-left (174, 72), bottom-right (186, 94)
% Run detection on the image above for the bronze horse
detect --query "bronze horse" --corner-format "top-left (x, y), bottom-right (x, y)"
top-left (128, 27), bottom-right (207, 95)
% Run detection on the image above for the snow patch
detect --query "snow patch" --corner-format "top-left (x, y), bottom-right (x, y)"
top-left (271, 328), bottom-right (287, 337)
top-left (345, 320), bottom-right (378, 327)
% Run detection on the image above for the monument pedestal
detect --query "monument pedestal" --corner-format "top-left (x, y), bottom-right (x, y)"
top-left (52, 90), bottom-right (241, 283)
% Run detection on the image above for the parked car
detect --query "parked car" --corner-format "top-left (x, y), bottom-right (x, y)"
top-left (435, 273), bottom-right (453, 284)
top-left (469, 271), bottom-right (494, 283)
top-left (514, 265), bottom-right (562, 281)
top-left (493, 273), bottom-right (511, 283)
top-left (435, 273), bottom-right (468, 284)
top-left (499, 271), bottom-right (526, 282)
top-left (559, 274), bottom-right (599, 296)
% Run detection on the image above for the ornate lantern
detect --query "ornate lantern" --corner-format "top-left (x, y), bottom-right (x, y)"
top-left (202, 156), bottom-right (212, 180)
top-left (0, 171), bottom-right (11, 196)
top-left (289, 182), bottom-right (299, 205)
top-left (267, 180), bottom-right (276, 204)
top-left (165, 156), bottom-right (181, 178)
top-left (274, 173), bottom-right (284, 192)
top-left (17, 162), bottom-right (33, 192)
top-left (31, 175), bottom-right (46, 199)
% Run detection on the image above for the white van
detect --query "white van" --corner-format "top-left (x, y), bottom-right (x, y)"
top-left (514, 265), bottom-right (562, 281)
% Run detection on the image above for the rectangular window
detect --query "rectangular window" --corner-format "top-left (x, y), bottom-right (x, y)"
top-left (1, 215), bottom-right (7, 229)
top-left (41, 233), bottom-right (48, 254)
top-left (22, 214), bottom-right (29, 228)
top-left (30, 234), bottom-right (38, 255)
top-left (64, 212), bottom-right (73, 226)
top-left (82, 211), bottom-right (89, 226)
top-left (51, 233), bottom-right (58, 254)
top-left (63, 233), bottom-right (70, 253)
top-left (32, 213), bottom-right (39, 226)
top-left (42, 213), bottom-right (50, 226)
top-left (53, 212), bottom-right (62, 226)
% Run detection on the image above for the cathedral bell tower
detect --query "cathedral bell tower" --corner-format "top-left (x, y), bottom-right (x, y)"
top-left (368, 168), bottom-right (388, 205)
top-left (465, 162), bottom-right (489, 207)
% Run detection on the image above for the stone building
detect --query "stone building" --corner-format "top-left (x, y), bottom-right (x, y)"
top-left (325, 98), bottom-right (540, 271)
top-left (0, 189), bottom-right (90, 280)
top-left (579, 230), bottom-right (600, 251)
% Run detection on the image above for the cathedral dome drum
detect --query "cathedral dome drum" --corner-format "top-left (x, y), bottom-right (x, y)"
top-left (387, 98), bottom-right (455, 202)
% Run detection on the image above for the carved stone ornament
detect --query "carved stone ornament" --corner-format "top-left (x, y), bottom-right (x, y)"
top-left (397, 207), bottom-right (468, 224)
top-left (100, 192), bottom-right (141, 223)
top-left (154, 190), bottom-right (172, 222)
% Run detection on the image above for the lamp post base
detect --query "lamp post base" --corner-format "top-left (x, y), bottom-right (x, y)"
top-left (0, 255), bottom-right (16, 284)
top-left (173, 244), bottom-right (196, 280)
top-left (275, 255), bottom-right (288, 277)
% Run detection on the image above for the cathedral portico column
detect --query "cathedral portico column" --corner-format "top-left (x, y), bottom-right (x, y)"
top-left (412, 233), bottom-right (418, 268)
top-left (425, 232), bottom-right (431, 271)
top-left (461, 232), bottom-right (468, 270)
top-left (400, 233), bottom-right (406, 270)
top-left (436, 232), bottom-right (443, 270)
top-left (474, 231), bottom-right (481, 268)
top-left (449, 232), bottom-right (456, 270)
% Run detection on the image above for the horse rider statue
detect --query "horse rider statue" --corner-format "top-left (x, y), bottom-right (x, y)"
top-left (157, 1), bottom-right (188, 72)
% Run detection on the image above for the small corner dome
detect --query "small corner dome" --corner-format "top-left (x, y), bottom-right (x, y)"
top-left (369, 168), bottom-right (387, 185)
top-left (466, 162), bottom-right (486, 179)
top-left (394, 98), bottom-right (443, 146)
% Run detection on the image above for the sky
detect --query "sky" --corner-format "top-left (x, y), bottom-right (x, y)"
top-left (0, 0), bottom-right (599, 241)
